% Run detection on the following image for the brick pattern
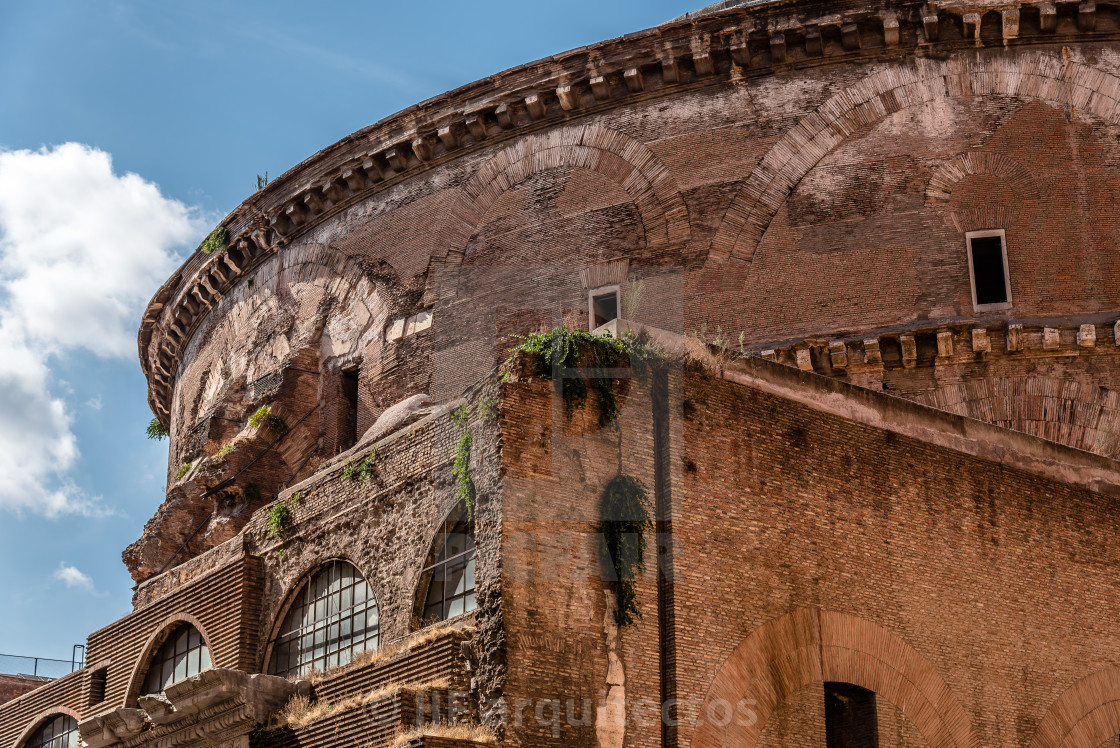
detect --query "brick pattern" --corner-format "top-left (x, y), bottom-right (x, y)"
top-left (0, 671), bottom-right (83, 748)
top-left (84, 553), bottom-right (262, 711)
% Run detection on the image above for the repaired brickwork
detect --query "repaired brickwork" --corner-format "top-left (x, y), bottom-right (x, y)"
top-left (6, 1), bottom-right (1120, 747)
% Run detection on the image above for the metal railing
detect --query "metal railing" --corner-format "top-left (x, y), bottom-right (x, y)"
top-left (0, 646), bottom-right (84, 679)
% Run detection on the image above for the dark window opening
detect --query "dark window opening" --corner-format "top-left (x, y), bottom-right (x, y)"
top-left (341, 369), bottom-right (360, 449)
top-left (825, 682), bottom-right (879, 748)
top-left (592, 291), bottom-right (619, 329)
top-left (87, 667), bottom-right (107, 707)
top-left (141, 623), bottom-right (210, 696)
top-left (969, 234), bottom-right (1009, 306)
top-left (23, 715), bottom-right (77, 748)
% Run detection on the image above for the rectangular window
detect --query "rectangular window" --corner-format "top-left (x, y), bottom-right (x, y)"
top-left (825, 682), bottom-right (879, 748)
top-left (341, 369), bottom-right (359, 449)
top-left (87, 666), bottom-right (107, 707)
top-left (589, 286), bottom-right (620, 330)
top-left (966, 230), bottom-right (1012, 309)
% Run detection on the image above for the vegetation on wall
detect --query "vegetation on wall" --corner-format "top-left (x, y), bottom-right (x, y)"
top-left (452, 405), bottom-right (475, 519)
top-left (256, 172), bottom-right (270, 190)
top-left (216, 442), bottom-right (235, 460)
top-left (146, 417), bottom-right (169, 441)
top-left (200, 225), bottom-right (228, 254)
top-left (249, 404), bottom-right (288, 436)
top-left (267, 492), bottom-right (302, 555)
top-left (342, 451), bottom-right (376, 484)
top-left (175, 462), bottom-right (193, 480)
top-left (600, 474), bottom-right (653, 627)
top-left (506, 327), bottom-right (655, 425)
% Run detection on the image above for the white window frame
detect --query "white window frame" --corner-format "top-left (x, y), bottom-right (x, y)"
top-left (965, 229), bottom-right (1013, 312)
top-left (588, 285), bottom-right (621, 331)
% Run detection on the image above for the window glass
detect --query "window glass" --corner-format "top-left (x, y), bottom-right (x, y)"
top-left (421, 517), bottom-right (477, 623)
top-left (23, 715), bottom-right (78, 748)
top-left (592, 292), bottom-right (620, 328)
top-left (267, 560), bottom-right (379, 678)
top-left (140, 623), bottom-right (210, 696)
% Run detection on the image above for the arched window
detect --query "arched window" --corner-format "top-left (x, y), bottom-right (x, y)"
top-left (141, 623), bottom-right (211, 696)
top-left (268, 560), bottom-right (379, 678)
top-left (419, 513), bottom-right (476, 623)
top-left (23, 715), bottom-right (78, 748)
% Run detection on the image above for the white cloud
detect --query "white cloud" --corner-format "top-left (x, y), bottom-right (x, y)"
top-left (0, 143), bottom-right (208, 516)
top-left (85, 395), bottom-right (102, 411)
top-left (53, 563), bottom-right (96, 593)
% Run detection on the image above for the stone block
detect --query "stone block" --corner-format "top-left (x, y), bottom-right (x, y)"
top-left (387, 318), bottom-right (406, 342)
top-left (795, 348), bottom-right (813, 371)
top-left (937, 330), bottom-right (954, 358)
top-left (900, 335), bottom-right (917, 367)
top-left (972, 328), bottom-right (991, 353)
top-left (1006, 324), bottom-right (1023, 352)
top-left (829, 341), bottom-right (848, 368)
top-left (1044, 327), bottom-right (1061, 350)
top-left (1078, 324), bottom-right (1096, 347)
top-left (864, 338), bottom-right (882, 365)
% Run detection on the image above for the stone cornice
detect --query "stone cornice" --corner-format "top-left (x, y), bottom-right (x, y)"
top-left (78, 669), bottom-right (306, 748)
top-left (139, 0), bottom-right (1120, 425)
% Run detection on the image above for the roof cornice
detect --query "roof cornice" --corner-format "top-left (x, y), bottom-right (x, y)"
top-left (139, 0), bottom-right (1120, 424)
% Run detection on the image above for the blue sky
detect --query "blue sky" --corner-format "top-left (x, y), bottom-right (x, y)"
top-left (0, 1), bottom-right (699, 667)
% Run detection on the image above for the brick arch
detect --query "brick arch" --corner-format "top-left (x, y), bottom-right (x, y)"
top-left (13, 708), bottom-right (81, 748)
top-left (1030, 666), bottom-right (1120, 748)
top-left (122, 613), bottom-right (215, 708)
top-left (710, 53), bottom-right (1120, 264)
top-left (258, 556), bottom-right (380, 674)
top-left (441, 123), bottom-right (691, 263)
top-left (926, 151), bottom-right (1040, 204)
top-left (693, 608), bottom-right (975, 748)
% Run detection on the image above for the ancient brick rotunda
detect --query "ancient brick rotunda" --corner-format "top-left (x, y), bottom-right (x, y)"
top-left (8, 0), bottom-right (1120, 746)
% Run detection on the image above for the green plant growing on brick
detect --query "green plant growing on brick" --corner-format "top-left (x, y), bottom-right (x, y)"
top-left (600, 474), bottom-right (653, 627)
top-left (175, 462), bottom-right (193, 480)
top-left (201, 225), bottom-right (228, 254)
top-left (267, 501), bottom-right (291, 542)
top-left (342, 452), bottom-right (376, 484)
top-left (249, 404), bottom-right (288, 436)
top-left (267, 491), bottom-right (304, 555)
top-left (256, 172), bottom-right (269, 190)
top-left (506, 326), bottom-right (656, 425)
top-left (453, 416), bottom-right (475, 519)
top-left (216, 442), bottom-right (235, 460)
top-left (146, 417), bottom-right (168, 441)
top-left (479, 399), bottom-right (498, 420)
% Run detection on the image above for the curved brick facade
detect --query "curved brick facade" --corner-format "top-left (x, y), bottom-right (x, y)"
top-left (6, 2), bottom-right (1120, 748)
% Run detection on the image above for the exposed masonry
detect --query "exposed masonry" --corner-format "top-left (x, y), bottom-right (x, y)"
top-left (138, 0), bottom-right (1120, 424)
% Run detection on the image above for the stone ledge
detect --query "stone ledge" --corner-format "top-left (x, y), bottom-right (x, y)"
top-left (138, 0), bottom-right (1120, 424)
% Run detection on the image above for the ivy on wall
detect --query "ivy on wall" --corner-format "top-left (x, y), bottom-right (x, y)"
top-left (600, 474), bottom-right (653, 627)
top-left (453, 405), bottom-right (475, 518)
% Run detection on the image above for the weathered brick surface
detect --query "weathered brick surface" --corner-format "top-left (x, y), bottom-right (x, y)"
top-left (11, 2), bottom-right (1120, 747)
top-left (493, 355), bottom-right (1120, 748)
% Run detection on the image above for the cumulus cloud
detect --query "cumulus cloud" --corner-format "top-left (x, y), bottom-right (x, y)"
top-left (53, 563), bottom-right (96, 593)
top-left (0, 143), bottom-right (207, 516)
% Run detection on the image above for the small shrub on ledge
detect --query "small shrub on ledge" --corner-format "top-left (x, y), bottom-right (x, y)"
top-left (504, 326), bottom-right (658, 425)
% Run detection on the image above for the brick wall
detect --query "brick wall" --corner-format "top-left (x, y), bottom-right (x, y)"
top-left (0, 678), bottom-right (46, 709)
top-left (495, 353), bottom-right (1120, 748)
